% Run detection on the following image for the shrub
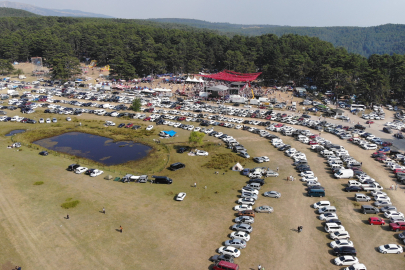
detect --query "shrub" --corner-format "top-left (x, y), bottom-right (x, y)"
top-left (61, 200), bottom-right (80, 209)
top-left (33, 181), bottom-right (44, 185)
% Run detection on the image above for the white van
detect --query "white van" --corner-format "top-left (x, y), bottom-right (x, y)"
top-left (318, 206), bottom-right (337, 214)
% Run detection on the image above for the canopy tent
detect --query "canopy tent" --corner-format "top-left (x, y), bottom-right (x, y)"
top-left (200, 70), bottom-right (262, 82)
top-left (104, 175), bottom-right (113, 180)
top-left (186, 77), bottom-right (192, 82)
top-left (161, 130), bottom-right (177, 137)
top-left (232, 162), bottom-right (244, 171)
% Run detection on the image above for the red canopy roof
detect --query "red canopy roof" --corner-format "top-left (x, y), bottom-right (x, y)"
top-left (200, 70), bottom-right (261, 82)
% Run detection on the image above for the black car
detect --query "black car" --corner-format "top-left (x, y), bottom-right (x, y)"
top-left (248, 178), bottom-right (265, 186)
top-left (39, 151), bottom-right (48, 156)
top-left (132, 125), bottom-right (141, 130)
top-left (210, 254), bottom-right (235, 263)
top-left (118, 123), bottom-right (125, 128)
top-left (344, 186), bottom-right (364, 192)
top-left (325, 219), bottom-right (342, 225)
top-left (395, 133), bottom-right (404, 139)
top-left (85, 169), bottom-right (95, 175)
top-left (383, 127), bottom-right (392, 134)
top-left (67, 164), bottom-right (80, 171)
top-left (177, 147), bottom-right (188, 153)
top-left (354, 124), bottom-right (366, 130)
top-left (333, 246), bottom-right (357, 256)
top-left (169, 162), bottom-right (185, 171)
top-left (307, 185), bottom-right (325, 190)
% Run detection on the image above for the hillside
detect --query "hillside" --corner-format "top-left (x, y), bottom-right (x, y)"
top-left (148, 19), bottom-right (405, 57)
top-left (0, 1), bottom-right (112, 18)
top-left (0, 7), bottom-right (38, 17)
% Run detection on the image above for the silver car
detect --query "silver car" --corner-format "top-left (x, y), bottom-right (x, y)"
top-left (241, 192), bottom-right (258, 200)
top-left (224, 239), bottom-right (247, 249)
top-left (380, 206), bottom-right (397, 213)
top-left (235, 216), bottom-right (254, 224)
top-left (254, 205), bottom-right (274, 213)
top-left (263, 191), bottom-right (281, 198)
top-left (374, 200), bottom-right (392, 207)
top-left (231, 223), bottom-right (253, 233)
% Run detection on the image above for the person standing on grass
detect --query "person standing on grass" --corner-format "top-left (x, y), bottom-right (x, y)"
top-left (102, 207), bottom-right (105, 214)
top-left (66, 214), bottom-right (69, 220)
top-left (277, 167), bottom-right (279, 172)
top-left (119, 226), bottom-right (123, 233)
top-left (258, 265), bottom-right (262, 270)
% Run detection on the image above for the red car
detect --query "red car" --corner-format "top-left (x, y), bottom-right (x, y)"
top-left (376, 156), bottom-right (387, 162)
top-left (219, 122), bottom-right (225, 126)
top-left (143, 117), bottom-right (151, 121)
top-left (178, 117), bottom-right (186, 121)
top-left (394, 169), bottom-right (405, 174)
top-left (382, 142), bottom-right (393, 147)
top-left (125, 123), bottom-right (133, 128)
top-left (309, 135), bottom-right (319, 139)
top-left (265, 115), bottom-right (272, 120)
top-left (390, 222), bottom-right (405, 232)
top-left (366, 121), bottom-right (374, 124)
top-left (369, 217), bottom-right (385, 225)
top-left (309, 141), bottom-right (318, 145)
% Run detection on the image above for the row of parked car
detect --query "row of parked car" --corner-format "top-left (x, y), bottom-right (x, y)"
top-left (67, 164), bottom-right (104, 177)
top-left (309, 129), bottom-right (405, 257)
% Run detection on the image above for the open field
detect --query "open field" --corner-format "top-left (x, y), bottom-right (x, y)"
top-left (1, 113), bottom-right (405, 270)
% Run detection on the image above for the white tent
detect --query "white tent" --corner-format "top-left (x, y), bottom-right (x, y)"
top-left (232, 162), bottom-right (244, 171)
top-left (198, 78), bottom-right (204, 83)
top-left (191, 77), bottom-right (199, 83)
top-left (186, 77), bottom-right (192, 82)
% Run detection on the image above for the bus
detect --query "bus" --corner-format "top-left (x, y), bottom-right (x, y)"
top-left (350, 104), bottom-right (365, 111)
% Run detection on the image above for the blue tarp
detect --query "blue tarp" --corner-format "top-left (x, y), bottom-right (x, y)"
top-left (163, 130), bottom-right (176, 137)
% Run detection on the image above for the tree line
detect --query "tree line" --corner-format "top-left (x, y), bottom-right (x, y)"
top-left (0, 17), bottom-right (404, 104)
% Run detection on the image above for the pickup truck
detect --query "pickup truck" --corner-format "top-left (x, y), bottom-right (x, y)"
top-left (362, 183), bottom-right (383, 191)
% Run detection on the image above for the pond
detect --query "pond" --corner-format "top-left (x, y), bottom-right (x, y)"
top-left (34, 132), bottom-right (152, 166)
top-left (5, 129), bottom-right (26, 136)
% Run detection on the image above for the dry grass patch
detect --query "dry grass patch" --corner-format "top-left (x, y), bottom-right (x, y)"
top-left (202, 153), bottom-right (245, 170)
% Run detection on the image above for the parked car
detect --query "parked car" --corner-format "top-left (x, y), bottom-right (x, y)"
top-left (378, 244), bottom-right (403, 254)
top-left (90, 169), bottom-right (103, 177)
top-left (234, 204), bottom-right (252, 211)
top-left (195, 150), bottom-right (209, 156)
top-left (237, 210), bottom-right (255, 217)
top-left (224, 239), bottom-right (247, 249)
top-left (169, 162), bottom-right (185, 171)
top-left (368, 217), bottom-right (385, 225)
top-left (334, 255), bottom-right (359, 266)
top-left (330, 239), bottom-right (354, 248)
top-left (67, 164), bottom-right (80, 171)
top-left (146, 125), bottom-right (153, 130)
top-left (263, 191), bottom-right (281, 198)
top-left (175, 192), bottom-right (186, 201)
top-left (254, 205), bottom-right (273, 213)
top-left (230, 231), bottom-right (251, 241)
top-left (217, 246), bottom-right (241, 258)
top-left (237, 197), bottom-right (255, 205)
top-left (75, 166), bottom-right (88, 174)
top-left (330, 231), bottom-right (350, 240)
top-left (389, 221), bottom-right (405, 232)
top-left (313, 201), bottom-right (330, 209)
top-left (39, 151), bottom-right (48, 156)
top-left (231, 223), bottom-right (253, 233)
top-left (235, 216), bottom-right (254, 224)
top-left (333, 247), bottom-right (357, 256)
top-left (210, 254), bottom-right (234, 263)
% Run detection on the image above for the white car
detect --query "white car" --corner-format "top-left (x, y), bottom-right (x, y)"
top-left (214, 132), bottom-right (223, 138)
top-left (330, 239), bottom-right (354, 249)
top-left (218, 246), bottom-right (241, 258)
top-left (371, 191), bottom-right (387, 197)
top-left (234, 204), bottom-right (252, 211)
top-left (230, 231), bottom-right (251, 241)
top-left (384, 211), bottom-right (404, 219)
top-left (90, 169), bottom-right (103, 177)
top-left (39, 118), bottom-right (44, 123)
top-left (235, 216), bottom-right (254, 224)
top-left (260, 156), bottom-right (270, 162)
top-left (193, 127), bottom-right (201, 132)
top-left (343, 264), bottom-right (367, 270)
top-left (66, 117), bottom-right (71, 121)
top-left (46, 118), bottom-right (51, 123)
top-left (313, 201), bottom-right (331, 209)
top-left (241, 187), bottom-right (259, 195)
top-left (146, 125), bottom-right (153, 130)
top-left (300, 171), bottom-right (314, 177)
top-left (75, 167), bottom-right (88, 174)
top-left (330, 231), bottom-right (351, 240)
top-left (306, 180), bottom-right (321, 186)
top-left (237, 197), bottom-right (256, 205)
top-left (325, 224), bottom-right (345, 233)
top-left (176, 192), bottom-right (186, 201)
top-left (334, 255), bottom-right (359, 266)
top-left (378, 244), bottom-right (403, 254)
top-left (195, 150), bottom-right (209, 156)
top-left (319, 213), bottom-right (338, 221)
top-left (301, 176), bottom-right (318, 182)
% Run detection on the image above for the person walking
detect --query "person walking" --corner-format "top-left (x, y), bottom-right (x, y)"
top-left (102, 207), bottom-right (105, 214)
top-left (276, 167), bottom-right (279, 172)
top-left (119, 226), bottom-right (123, 233)
top-left (66, 214), bottom-right (69, 220)
top-left (258, 265), bottom-right (262, 270)
top-left (395, 184), bottom-right (398, 190)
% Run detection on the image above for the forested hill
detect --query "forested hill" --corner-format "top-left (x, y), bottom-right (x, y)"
top-left (0, 7), bottom-right (39, 17)
top-left (148, 19), bottom-right (405, 57)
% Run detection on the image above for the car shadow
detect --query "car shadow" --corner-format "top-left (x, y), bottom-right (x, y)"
top-left (374, 247), bottom-right (380, 253)
top-left (361, 220), bottom-right (369, 225)
top-left (346, 197), bottom-right (355, 201)
top-left (327, 249), bottom-right (335, 256)
top-left (316, 226), bottom-right (325, 232)
top-left (381, 225), bottom-right (393, 232)
top-left (353, 208), bottom-right (362, 214)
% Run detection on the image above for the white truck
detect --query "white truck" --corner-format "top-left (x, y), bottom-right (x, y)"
top-left (249, 99), bottom-right (261, 105)
top-left (362, 183), bottom-right (383, 191)
top-left (230, 95), bottom-right (246, 103)
top-left (334, 169), bottom-right (354, 179)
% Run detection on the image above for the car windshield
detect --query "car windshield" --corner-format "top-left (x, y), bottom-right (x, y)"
top-left (384, 245), bottom-right (390, 248)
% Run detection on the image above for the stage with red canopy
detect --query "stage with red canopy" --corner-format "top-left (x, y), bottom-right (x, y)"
top-left (200, 70), bottom-right (261, 82)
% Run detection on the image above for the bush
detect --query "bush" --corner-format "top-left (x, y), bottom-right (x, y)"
top-left (33, 181), bottom-right (44, 185)
top-left (189, 131), bottom-right (205, 145)
top-left (61, 199), bottom-right (80, 209)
